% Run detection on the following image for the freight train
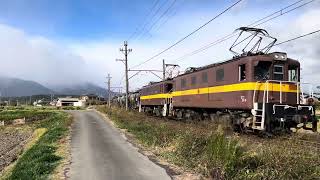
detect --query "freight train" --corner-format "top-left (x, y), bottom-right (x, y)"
top-left (114, 27), bottom-right (318, 133)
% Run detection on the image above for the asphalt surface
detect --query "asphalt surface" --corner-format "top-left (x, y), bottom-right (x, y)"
top-left (69, 110), bottom-right (170, 180)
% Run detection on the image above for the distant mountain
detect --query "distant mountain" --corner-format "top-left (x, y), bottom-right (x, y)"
top-left (0, 76), bottom-right (109, 98)
top-left (51, 82), bottom-right (107, 97)
top-left (0, 76), bottom-right (53, 97)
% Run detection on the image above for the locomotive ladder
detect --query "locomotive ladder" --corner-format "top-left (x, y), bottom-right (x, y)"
top-left (252, 81), bottom-right (265, 130)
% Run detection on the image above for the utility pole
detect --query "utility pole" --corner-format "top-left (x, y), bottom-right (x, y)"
top-left (162, 59), bottom-right (180, 80)
top-left (163, 59), bottom-right (166, 81)
top-left (117, 41), bottom-right (132, 110)
top-left (106, 74), bottom-right (112, 107)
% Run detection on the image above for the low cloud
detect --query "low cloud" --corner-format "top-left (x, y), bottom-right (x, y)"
top-left (0, 0), bottom-right (319, 93)
top-left (0, 24), bottom-right (89, 87)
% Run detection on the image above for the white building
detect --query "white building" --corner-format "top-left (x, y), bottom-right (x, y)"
top-left (56, 97), bottom-right (86, 107)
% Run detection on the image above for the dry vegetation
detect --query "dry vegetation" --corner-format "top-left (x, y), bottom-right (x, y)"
top-left (97, 106), bottom-right (320, 180)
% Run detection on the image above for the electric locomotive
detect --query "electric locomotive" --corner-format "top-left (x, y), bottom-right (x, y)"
top-left (139, 27), bottom-right (317, 132)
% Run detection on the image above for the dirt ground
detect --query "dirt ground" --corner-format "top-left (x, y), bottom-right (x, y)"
top-left (0, 128), bottom-right (32, 173)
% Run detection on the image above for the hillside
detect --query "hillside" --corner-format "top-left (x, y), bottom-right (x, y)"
top-left (0, 77), bottom-right (108, 97)
top-left (0, 76), bottom-right (53, 97)
top-left (52, 82), bottom-right (107, 97)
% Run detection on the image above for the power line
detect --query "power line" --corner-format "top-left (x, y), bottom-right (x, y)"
top-left (174, 0), bottom-right (314, 62)
top-left (131, 0), bottom-right (243, 69)
top-left (128, 0), bottom-right (161, 41)
top-left (253, 0), bottom-right (315, 27)
top-left (274, 29), bottom-right (320, 46)
top-left (173, 0), bottom-right (315, 63)
top-left (153, 0), bottom-right (186, 33)
top-left (247, 0), bottom-right (305, 27)
top-left (140, 0), bottom-right (178, 39)
top-left (135, 0), bottom-right (170, 40)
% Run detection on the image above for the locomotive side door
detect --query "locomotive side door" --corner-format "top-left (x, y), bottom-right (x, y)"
top-left (237, 64), bottom-right (249, 108)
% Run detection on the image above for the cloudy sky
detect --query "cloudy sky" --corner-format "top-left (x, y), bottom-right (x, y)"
top-left (0, 0), bottom-right (319, 91)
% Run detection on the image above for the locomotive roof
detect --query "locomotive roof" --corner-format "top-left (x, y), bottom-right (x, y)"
top-left (141, 78), bottom-right (173, 89)
top-left (176, 52), bottom-right (298, 77)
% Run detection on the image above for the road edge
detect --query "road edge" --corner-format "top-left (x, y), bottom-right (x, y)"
top-left (93, 109), bottom-right (204, 180)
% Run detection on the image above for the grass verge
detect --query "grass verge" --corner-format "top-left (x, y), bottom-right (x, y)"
top-left (97, 106), bottom-right (320, 179)
top-left (1, 111), bottom-right (71, 180)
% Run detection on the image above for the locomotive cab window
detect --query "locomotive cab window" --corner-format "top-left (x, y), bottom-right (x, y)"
top-left (288, 65), bottom-right (298, 82)
top-left (165, 83), bottom-right (173, 92)
top-left (239, 64), bottom-right (246, 81)
top-left (216, 68), bottom-right (224, 81)
top-left (254, 61), bottom-right (271, 80)
top-left (274, 65), bottom-right (284, 80)
top-left (191, 76), bottom-right (197, 85)
top-left (202, 72), bottom-right (208, 83)
top-left (181, 78), bottom-right (186, 88)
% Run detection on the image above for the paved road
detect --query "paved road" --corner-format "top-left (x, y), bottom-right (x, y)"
top-left (69, 110), bottom-right (170, 180)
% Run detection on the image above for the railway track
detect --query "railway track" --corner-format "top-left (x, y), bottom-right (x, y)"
top-left (280, 135), bottom-right (320, 151)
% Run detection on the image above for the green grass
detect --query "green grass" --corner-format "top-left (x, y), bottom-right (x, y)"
top-left (0, 110), bottom-right (51, 122)
top-left (3, 111), bottom-right (71, 180)
top-left (97, 106), bottom-right (320, 179)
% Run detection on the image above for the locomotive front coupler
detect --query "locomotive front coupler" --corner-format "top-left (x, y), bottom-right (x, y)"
top-left (266, 103), bottom-right (317, 132)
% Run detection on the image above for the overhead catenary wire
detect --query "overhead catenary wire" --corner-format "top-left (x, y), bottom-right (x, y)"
top-left (140, 0), bottom-right (178, 39)
top-left (127, 0), bottom-right (161, 41)
top-left (135, 0), bottom-right (171, 40)
top-left (153, 0), bottom-right (187, 33)
top-left (172, 0), bottom-right (315, 63)
top-left (274, 29), bottom-right (320, 46)
top-left (130, 0), bottom-right (244, 69)
top-left (252, 0), bottom-right (315, 27)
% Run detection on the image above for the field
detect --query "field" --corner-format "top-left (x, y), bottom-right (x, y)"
top-left (0, 110), bottom-right (51, 122)
top-left (97, 106), bottom-right (320, 180)
top-left (0, 109), bottom-right (71, 179)
top-left (0, 127), bottom-right (32, 173)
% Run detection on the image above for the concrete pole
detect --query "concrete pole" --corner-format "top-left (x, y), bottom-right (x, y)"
top-left (124, 42), bottom-right (129, 110)
top-left (117, 41), bottom-right (132, 111)
top-left (163, 59), bottom-right (166, 81)
top-left (107, 74), bottom-right (112, 107)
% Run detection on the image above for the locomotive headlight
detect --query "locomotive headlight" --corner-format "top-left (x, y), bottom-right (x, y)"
top-left (272, 52), bottom-right (287, 61)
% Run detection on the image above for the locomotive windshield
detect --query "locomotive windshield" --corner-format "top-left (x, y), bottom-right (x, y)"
top-left (254, 61), bottom-right (271, 80)
top-left (288, 65), bottom-right (298, 82)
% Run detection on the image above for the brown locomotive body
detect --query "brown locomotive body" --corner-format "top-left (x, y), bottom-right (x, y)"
top-left (173, 52), bottom-right (299, 109)
top-left (139, 28), bottom-right (317, 132)
top-left (139, 52), bottom-right (317, 132)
